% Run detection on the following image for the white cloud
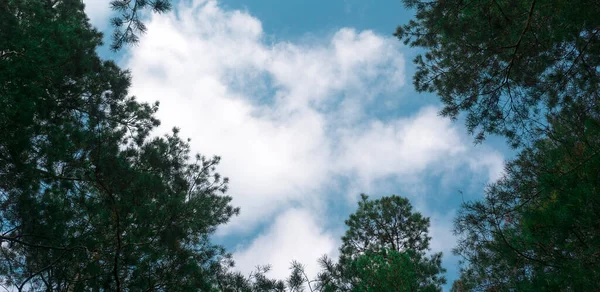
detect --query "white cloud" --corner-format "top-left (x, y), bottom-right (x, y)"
top-left (233, 209), bottom-right (337, 281)
top-left (83, 0), bottom-right (112, 29)
top-left (335, 107), bottom-right (465, 190)
top-left (127, 0), bottom-right (409, 232)
top-left (125, 0), bottom-right (504, 281)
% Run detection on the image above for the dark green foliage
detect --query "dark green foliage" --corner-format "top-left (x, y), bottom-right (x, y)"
top-left (397, 1), bottom-right (600, 288)
top-left (1, 0), bottom-right (237, 290)
top-left (316, 195), bottom-right (446, 292)
top-left (350, 249), bottom-right (442, 292)
top-left (341, 194), bottom-right (432, 256)
top-left (453, 104), bottom-right (600, 290)
top-left (396, 0), bottom-right (600, 147)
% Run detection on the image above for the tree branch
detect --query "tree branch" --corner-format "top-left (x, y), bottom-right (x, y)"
top-left (504, 0), bottom-right (537, 82)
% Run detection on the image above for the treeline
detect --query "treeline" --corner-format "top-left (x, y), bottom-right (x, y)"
top-left (1, 0), bottom-right (598, 291)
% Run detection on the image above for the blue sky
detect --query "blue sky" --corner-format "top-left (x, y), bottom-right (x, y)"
top-left (85, 1), bottom-right (512, 289)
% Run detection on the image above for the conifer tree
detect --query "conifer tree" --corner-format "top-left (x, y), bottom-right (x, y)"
top-left (1, 1), bottom-right (237, 290)
top-left (395, 0), bottom-right (600, 147)
top-left (396, 1), bottom-right (600, 289)
top-left (453, 104), bottom-right (600, 290)
top-left (108, 0), bottom-right (172, 51)
top-left (316, 195), bottom-right (446, 292)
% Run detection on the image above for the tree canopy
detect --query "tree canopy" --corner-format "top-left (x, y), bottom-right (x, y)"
top-left (396, 1), bottom-right (600, 289)
top-left (1, 0), bottom-right (237, 290)
top-left (453, 104), bottom-right (600, 290)
top-left (396, 0), bottom-right (600, 147)
top-left (316, 195), bottom-right (446, 292)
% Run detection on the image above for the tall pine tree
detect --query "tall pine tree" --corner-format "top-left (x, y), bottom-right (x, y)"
top-left (453, 104), bottom-right (600, 290)
top-left (396, 1), bottom-right (600, 289)
top-left (1, 0), bottom-right (238, 290)
top-left (316, 195), bottom-right (446, 292)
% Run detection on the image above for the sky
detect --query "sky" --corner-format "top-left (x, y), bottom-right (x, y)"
top-left (84, 0), bottom-right (512, 289)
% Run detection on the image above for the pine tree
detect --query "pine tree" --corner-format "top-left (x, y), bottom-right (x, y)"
top-left (395, 0), bottom-right (600, 147)
top-left (396, 1), bottom-right (600, 289)
top-left (1, 0), bottom-right (237, 290)
top-left (316, 195), bottom-right (446, 292)
top-left (108, 0), bottom-right (172, 51)
top-left (453, 104), bottom-right (600, 290)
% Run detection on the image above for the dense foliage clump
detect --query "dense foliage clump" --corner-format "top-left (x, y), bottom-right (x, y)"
top-left (312, 195), bottom-right (446, 292)
top-left (395, 0), bottom-right (600, 290)
top-left (1, 1), bottom-right (237, 290)
top-left (396, 0), bottom-right (600, 147)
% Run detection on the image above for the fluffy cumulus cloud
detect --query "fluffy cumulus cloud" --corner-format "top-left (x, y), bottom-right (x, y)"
top-left (335, 107), bottom-right (465, 191)
top-left (127, 0), bottom-right (408, 230)
top-left (125, 0), bottom-right (504, 280)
